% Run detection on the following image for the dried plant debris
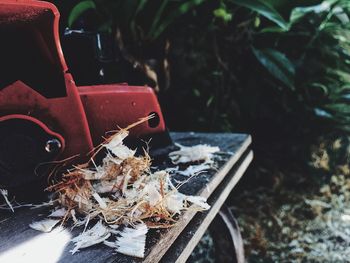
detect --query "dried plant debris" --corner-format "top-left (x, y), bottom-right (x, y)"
top-left (28, 117), bottom-right (215, 258)
top-left (169, 143), bottom-right (220, 164)
top-left (48, 207), bottom-right (67, 218)
top-left (71, 221), bottom-right (111, 254)
top-left (0, 188), bottom-right (14, 212)
top-left (104, 223), bottom-right (148, 258)
top-left (168, 143), bottom-right (220, 177)
top-left (29, 218), bottom-right (61, 233)
top-left (177, 163), bottom-right (212, 177)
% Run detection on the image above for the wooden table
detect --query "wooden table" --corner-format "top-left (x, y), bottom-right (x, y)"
top-left (0, 132), bottom-right (252, 263)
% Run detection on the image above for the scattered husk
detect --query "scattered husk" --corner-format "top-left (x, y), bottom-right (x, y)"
top-left (29, 218), bottom-right (61, 233)
top-left (177, 163), bottom-right (212, 177)
top-left (48, 125), bottom-right (210, 228)
top-left (31, 117), bottom-right (214, 258)
top-left (71, 220), bottom-right (111, 254)
top-left (169, 143), bottom-right (220, 164)
top-left (104, 223), bottom-right (148, 258)
top-left (0, 188), bottom-right (14, 212)
top-left (48, 208), bottom-right (67, 218)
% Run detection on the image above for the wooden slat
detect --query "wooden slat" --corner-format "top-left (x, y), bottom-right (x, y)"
top-left (162, 151), bottom-right (253, 263)
top-left (143, 134), bottom-right (251, 263)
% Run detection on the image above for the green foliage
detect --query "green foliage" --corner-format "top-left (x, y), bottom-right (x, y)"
top-left (166, 0), bottom-right (350, 166)
top-left (252, 48), bottom-right (295, 90)
top-left (68, 0), bottom-right (96, 27)
top-left (229, 0), bottom-right (289, 30)
top-left (63, 0), bottom-right (350, 168)
top-left (68, 0), bottom-right (206, 41)
top-left (213, 6), bottom-right (232, 23)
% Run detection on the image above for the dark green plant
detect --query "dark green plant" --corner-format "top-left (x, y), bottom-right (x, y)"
top-left (238, 0), bottom-right (350, 132)
top-left (63, 0), bottom-right (350, 169)
top-left (169, 0), bottom-right (350, 162)
top-left (66, 0), bottom-right (207, 90)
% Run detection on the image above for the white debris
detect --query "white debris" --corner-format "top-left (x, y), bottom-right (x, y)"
top-left (104, 130), bottom-right (135, 160)
top-left (103, 240), bottom-right (116, 248)
top-left (164, 166), bottom-right (179, 174)
top-left (48, 121), bottom-right (215, 259)
top-left (48, 208), bottom-right (67, 218)
top-left (31, 200), bottom-right (56, 209)
top-left (165, 193), bottom-right (185, 214)
top-left (29, 218), bottom-right (61, 233)
top-left (169, 143), bottom-right (220, 164)
top-left (110, 144), bottom-right (136, 160)
top-left (0, 188), bottom-right (14, 212)
top-left (185, 196), bottom-right (210, 210)
top-left (104, 130), bottom-right (128, 150)
top-left (144, 184), bottom-right (162, 206)
top-left (121, 169), bottom-right (132, 195)
top-left (177, 163), bottom-right (211, 177)
top-left (93, 178), bottom-right (121, 194)
top-left (115, 223), bottom-right (148, 258)
top-left (92, 192), bottom-right (108, 209)
top-left (71, 209), bottom-right (78, 224)
top-left (71, 221), bottom-right (111, 254)
top-left (305, 199), bottom-right (331, 208)
top-left (341, 214), bottom-right (350, 222)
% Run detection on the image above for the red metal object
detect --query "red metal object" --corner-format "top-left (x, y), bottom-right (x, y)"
top-left (0, 0), bottom-right (167, 188)
top-left (78, 84), bottom-right (165, 145)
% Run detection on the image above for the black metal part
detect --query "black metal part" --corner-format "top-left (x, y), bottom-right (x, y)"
top-left (62, 29), bottom-right (119, 85)
top-left (189, 205), bottom-right (244, 263)
top-left (45, 138), bottom-right (62, 153)
top-left (0, 118), bottom-right (62, 198)
top-left (209, 205), bottom-right (245, 263)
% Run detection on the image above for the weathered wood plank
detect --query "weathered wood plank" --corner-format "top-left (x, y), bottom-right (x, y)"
top-left (161, 151), bottom-right (253, 263)
top-left (143, 133), bottom-right (251, 263)
top-left (0, 133), bottom-right (251, 263)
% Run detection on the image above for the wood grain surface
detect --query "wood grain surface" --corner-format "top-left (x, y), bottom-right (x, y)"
top-left (0, 132), bottom-right (252, 263)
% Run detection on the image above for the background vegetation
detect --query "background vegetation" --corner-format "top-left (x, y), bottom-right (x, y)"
top-left (53, 0), bottom-right (350, 179)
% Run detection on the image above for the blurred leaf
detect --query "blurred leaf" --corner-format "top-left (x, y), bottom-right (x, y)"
top-left (68, 0), bottom-right (96, 27)
top-left (309, 82), bottom-right (329, 96)
top-left (134, 0), bottom-right (148, 16)
top-left (290, 2), bottom-right (331, 23)
top-left (214, 7), bottom-right (233, 22)
top-left (252, 48), bottom-right (295, 89)
top-left (229, 0), bottom-right (289, 30)
top-left (254, 16), bottom-right (261, 27)
top-left (206, 96), bottom-right (214, 106)
top-left (97, 20), bottom-right (113, 32)
top-left (314, 108), bottom-right (333, 118)
top-left (130, 0), bottom-right (148, 38)
top-left (148, 0), bottom-right (206, 39)
top-left (193, 89), bottom-right (201, 97)
top-left (260, 26), bottom-right (289, 33)
top-left (326, 103), bottom-right (350, 114)
top-left (148, 0), bottom-right (170, 38)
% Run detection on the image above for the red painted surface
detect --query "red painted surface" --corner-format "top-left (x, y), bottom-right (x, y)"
top-left (0, 77), bottom-right (94, 159)
top-left (0, 0), bottom-right (167, 164)
top-left (78, 84), bottom-right (166, 145)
